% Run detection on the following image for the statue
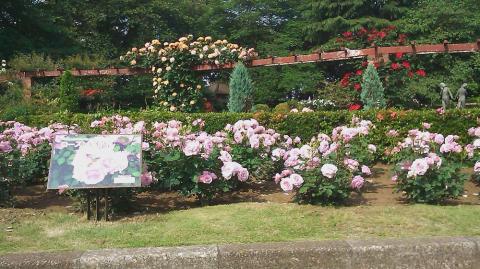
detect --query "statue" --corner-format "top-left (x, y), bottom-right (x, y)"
top-left (456, 83), bottom-right (467, 109)
top-left (440, 83), bottom-right (453, 110)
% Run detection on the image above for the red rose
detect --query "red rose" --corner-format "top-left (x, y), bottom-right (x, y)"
top-left (416, 69), bottom-right (426, 77)
top-left (348, 104), bottom-right (362, 111)
top-left (395, 52), bottom-right (403, 59)
top-left (391, 62), bottom-right (401, 70)
top-left (407, 71), bottom-right (414, 78)
top-left (358, 27), bottom-right (368, 35)
top-left (355, 70), bottom-right (363, 76)
top-left (361, 61), bottom-right (369, 67)
top-left (377, 31), bottom-right (387, 39)
top-left (402, 61), bottom-right (411, 69)
top-left (342, 31), bottom-right (353, 38)
top-left (354, 83), bottom-right (362, 91)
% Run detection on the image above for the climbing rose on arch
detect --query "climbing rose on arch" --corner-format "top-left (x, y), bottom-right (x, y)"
top-left (122, 35), bottom-right (257, 112)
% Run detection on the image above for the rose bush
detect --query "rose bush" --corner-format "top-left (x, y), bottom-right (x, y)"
top-left (0, 121), bottom-right (78, 205)
top-left (272, 117), bottom-right (376, 204)
top-left (465, 126), bottom-right (480, 183)
top-left (122, 35), bottom-right (257, 112)
top-left (390, 124), bottom-right (467, 203)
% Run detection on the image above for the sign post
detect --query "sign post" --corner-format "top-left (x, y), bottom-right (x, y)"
top-left (47, 134), bottom-right (143, 221)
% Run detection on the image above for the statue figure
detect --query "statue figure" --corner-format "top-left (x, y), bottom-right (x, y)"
top-left (440, 83), bottom-right (453, 110)
top-left (456, 83), bottom-right (467, 109)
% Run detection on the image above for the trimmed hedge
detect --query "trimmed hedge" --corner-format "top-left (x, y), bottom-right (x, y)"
top-left (5, 108), bottom-right (480, 156)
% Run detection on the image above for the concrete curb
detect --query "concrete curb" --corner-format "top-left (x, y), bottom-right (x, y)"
top-left (1, 237), bottom-right (480, 269)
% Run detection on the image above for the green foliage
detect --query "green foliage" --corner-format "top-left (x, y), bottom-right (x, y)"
top-left (9, 53), bottom-right (57, 71)
top-left (59, 54), bottom-right (110, 70)
top-left (296, 166), bottom-right (351, 205)
top-left (399, 0), bottom-right (480, 43)
top-left (10, 108), bottom-right (480, 164)
top-left (273, 102), bottom-right (291, 114)
top-left (251, 104), bottom-right (270, 112)
top-left (148, 148), bottom-right (241, 203)
top-left (361, 64), bottom-right (386, 109)
top-left (59, 71), bottom-right (79, 112)
top-left (228, 62), bottom-right (254, 112)
top-left (304, 0), bottom-right (412, 45)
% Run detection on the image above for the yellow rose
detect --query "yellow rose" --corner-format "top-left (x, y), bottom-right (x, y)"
top-left (196, 85), bottom-right (202, 90)
top-left (190, 100), bottom-right (196, 105)
top-left (172, 92), bottom-right (177, 97)
top-left (169, 106), bottom-right (176, 112)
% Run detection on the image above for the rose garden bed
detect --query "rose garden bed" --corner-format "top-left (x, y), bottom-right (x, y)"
top-left (2, 111), bottom-right (480, 254)
top-left (1, 162), bottom-right (479, 254)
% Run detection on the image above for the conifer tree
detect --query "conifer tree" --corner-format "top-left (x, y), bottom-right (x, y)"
top-left (59, 70), bottom-right (79, 111)
top-left (360, 63), bottom-right (386, 109)
top-left (228, 62), bottom-right (253, 112)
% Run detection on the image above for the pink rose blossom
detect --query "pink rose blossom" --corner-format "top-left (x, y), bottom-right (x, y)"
top-left (280, 178), bottom-right (293, 192)
top-left (361, 165), bottom-right (371, 175)
top-left (237, 168), bottom-right (249, 182)
top-left (289, 173), bottom-right (304, 187)
top-left (474, 162), bottom-right (480, 173)
top-left (198, 171), bottom-right (217, 184)
top-left (351, 175), bottom-right (365, 190)
top-left (321, 164), bottom-right (338, 179)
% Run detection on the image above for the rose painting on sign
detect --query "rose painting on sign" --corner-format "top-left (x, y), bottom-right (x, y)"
top-left (47, 134), bottom-right (142, 189)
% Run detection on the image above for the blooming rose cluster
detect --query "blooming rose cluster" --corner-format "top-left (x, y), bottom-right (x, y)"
top-left (0, 121), bottom-right (79, 155)
top-left (122, 35), bottom-right (257, 112)
top-left (390, 125), bottom-right (463, 182)
top-left (272, 118), bottom-right (375, 193)
top-left (466, 126), bottom-right (480, 177)
top-left (224, 119), bottom-right (290, 151)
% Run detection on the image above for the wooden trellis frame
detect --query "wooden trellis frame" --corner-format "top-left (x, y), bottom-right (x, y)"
top-left (3, 40), bottom-right (480, 98)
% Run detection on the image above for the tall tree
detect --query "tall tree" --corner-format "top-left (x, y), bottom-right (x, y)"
top-left (303, 0), bottom-right (412, 46)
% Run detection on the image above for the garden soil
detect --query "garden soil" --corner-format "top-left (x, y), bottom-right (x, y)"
top-left (9, 164), bottom-right (480, 218)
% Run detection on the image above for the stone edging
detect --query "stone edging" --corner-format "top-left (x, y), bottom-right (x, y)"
top-left (1, 237), bottom-right (479, 268)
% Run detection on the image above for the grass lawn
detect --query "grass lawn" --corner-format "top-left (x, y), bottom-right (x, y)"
top-left (1, 202), bottom-right (480, 254)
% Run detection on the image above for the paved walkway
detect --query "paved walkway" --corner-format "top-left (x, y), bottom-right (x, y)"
top-left (1, 236), bottom-right (480, 268)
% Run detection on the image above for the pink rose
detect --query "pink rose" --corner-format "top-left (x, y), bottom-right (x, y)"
top-left (351, 175), bottom-right (365, 190)
top-left (407, 158), bottom-right (429, 178)
top-left (344, 159), bottom-right (359, 171)
top-left (280, 178), bottom-right (293, 192)
top-left (321, 164), bottom-right (338, 179)
top-left (237, 168), bottom-right (249, 182)
top-left (183, 140), bottom-right (201, 156)
top-left (198, 171), bottom-right (217, 184)
top-left (434, 134), bottom-right (444, 144)
top-left (474, 162), bottom-right (480, 173)
top-left (218, 150), bottom-right (232, 162)
top-left (141, 172), bottom-right (154, 186)
top-left (289, 173), bottom-right (304, 187)
top-left (221, 161), bottom-right (242, 179)
top-left (361, 165), bottom-right (371, 175)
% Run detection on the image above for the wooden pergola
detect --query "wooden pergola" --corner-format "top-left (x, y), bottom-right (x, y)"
top-left (4, 40), bottom-right (480, 98)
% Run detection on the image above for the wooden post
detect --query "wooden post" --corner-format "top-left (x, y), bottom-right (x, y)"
top-left (95, 190), bottom-right (100, 221)
top-left (104, 189), bottom-right (109, 221)
top-left (443, 40), bottom-right (449, 52)
top-left (86, 191), bottom-right (91, 220)
top-left (21, 76), bottom-right (32, 99)
top-left (411, 41), bottom-right (417, 56)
